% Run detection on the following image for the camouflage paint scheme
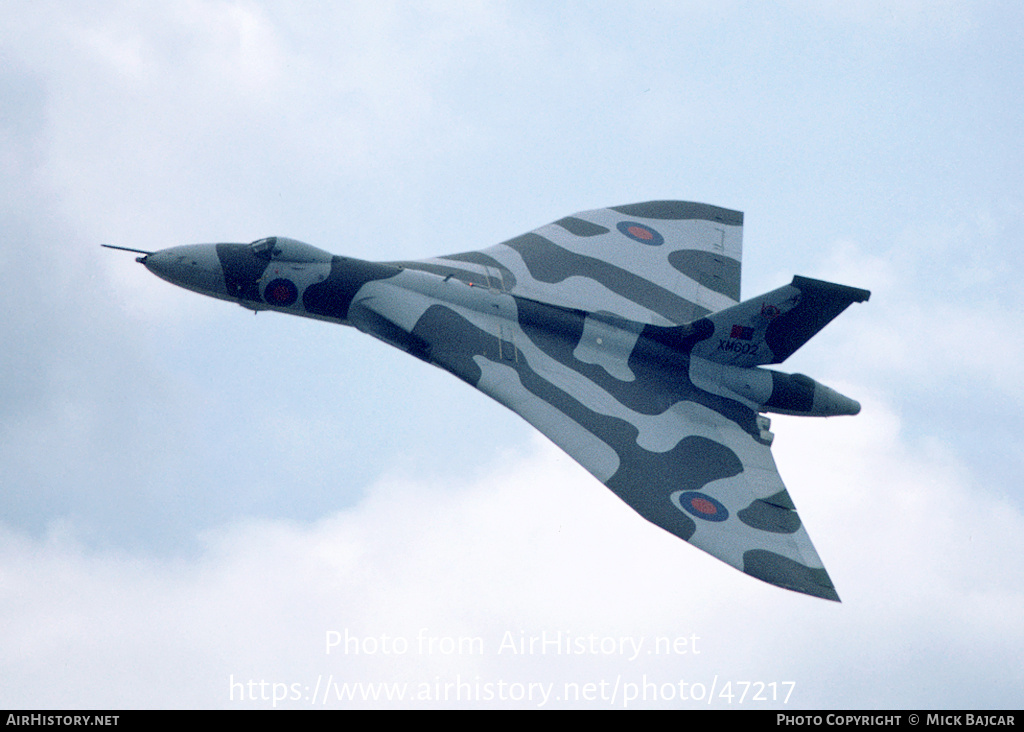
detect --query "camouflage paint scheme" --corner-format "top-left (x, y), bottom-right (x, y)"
top-left (128, 201), bottom-right (869, 601)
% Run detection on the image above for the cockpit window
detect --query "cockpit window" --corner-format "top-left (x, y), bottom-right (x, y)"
top-left (251, 238), bottom-right (279, 260)
top-left (250, 236), bottom-right (331, 263)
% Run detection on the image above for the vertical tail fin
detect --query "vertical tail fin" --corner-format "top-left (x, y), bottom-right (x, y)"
top-left (689, 275), bottom-right (870, 367)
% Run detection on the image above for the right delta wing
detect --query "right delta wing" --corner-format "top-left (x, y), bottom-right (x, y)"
top-left (399, 292), bottom-right (840, 601)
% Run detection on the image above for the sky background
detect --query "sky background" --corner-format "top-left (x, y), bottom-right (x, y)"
top-left (2, 1), bottom-right (1022, 709)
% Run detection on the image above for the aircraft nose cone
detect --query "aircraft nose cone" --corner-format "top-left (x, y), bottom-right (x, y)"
top-left (144, 244), bottom-right (228, 298)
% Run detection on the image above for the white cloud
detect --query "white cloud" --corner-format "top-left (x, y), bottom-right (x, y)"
top-left (3, 397), bottom-right (1022, 708)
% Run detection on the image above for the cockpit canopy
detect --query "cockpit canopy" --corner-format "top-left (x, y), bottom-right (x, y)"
top-left (250, 236), bottom-right (332, 263)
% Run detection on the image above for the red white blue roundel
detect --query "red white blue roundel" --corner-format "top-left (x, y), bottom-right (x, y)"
top-left (672, 491), bottom-right (729, 522)
top-left (264, 278), bottom-right (298, 306)
top-left (617, 221), bottom-right (664, 246)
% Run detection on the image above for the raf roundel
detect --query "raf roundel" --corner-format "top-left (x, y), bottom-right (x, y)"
top-left (671, 491), bottom-right (729, 522)
top-left (264, 278), bottom-right (298, 306)
top-left (616, 221), bottom-right (665, 246)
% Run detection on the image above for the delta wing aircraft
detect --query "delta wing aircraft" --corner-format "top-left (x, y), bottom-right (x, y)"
top-left (105, 201), bottom-right (869, 601)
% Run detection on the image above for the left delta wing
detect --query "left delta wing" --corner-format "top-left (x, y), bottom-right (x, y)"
top-left (400, 293), bottom-right (840, 601)
top-left (393, 201), bottom-right (743, 327)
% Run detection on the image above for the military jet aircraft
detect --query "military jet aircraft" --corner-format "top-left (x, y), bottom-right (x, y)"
top-left (105, 201), bottom-right (868, 601)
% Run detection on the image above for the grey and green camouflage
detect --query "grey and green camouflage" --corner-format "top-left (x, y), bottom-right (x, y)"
top-left (108, 200), bottom-right (869, 601)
